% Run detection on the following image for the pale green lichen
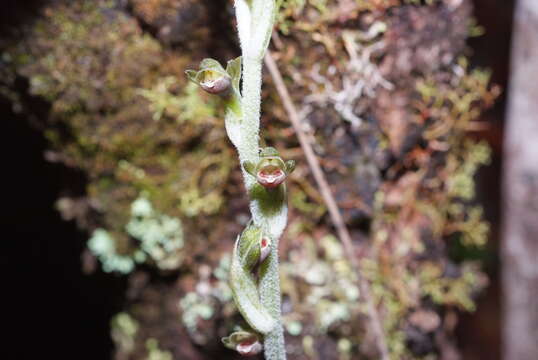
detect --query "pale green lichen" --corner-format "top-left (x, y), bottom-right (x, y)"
top-left (284, 320), bottom-right (303, 336)
top-left (280, 235), bottom-right (361, 335)
top-left (179, 256), bottom-right (234, 343)
top-left (111, 312), bottom-right (139, 355)
top-left (126, 196), bottom-right (184, 270)
top-left (88, 229), bottom-right (136, 274)
top-left (146, 338), bottom-right (173, 360)
top-left (89, 195), bottom-right (184, 273)
top-left (179, 293), bottom-right (215, 336)
top-left (338, 338), bottom-right (353, 360)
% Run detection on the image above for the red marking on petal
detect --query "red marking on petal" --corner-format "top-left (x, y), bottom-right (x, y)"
top-left (237, 340), bottom-right (262, 356)
top-left (256, 169), bottom-right (286, 188)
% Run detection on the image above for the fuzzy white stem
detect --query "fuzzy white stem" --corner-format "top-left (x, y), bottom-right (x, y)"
top-left (259, 242), bottom-right (286, 360)
top-left (238, 57), bottom-right (262, 189)
top-left (232, 1), bottom-right (286, 359)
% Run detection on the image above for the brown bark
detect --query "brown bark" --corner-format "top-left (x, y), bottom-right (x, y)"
top-left (502, 0), bottom-right (538, 358)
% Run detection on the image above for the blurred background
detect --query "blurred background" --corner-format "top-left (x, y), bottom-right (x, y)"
top-left (1, 0), bottom-right (535, 359)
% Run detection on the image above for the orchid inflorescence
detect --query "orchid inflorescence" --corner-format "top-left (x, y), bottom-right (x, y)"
top-left (186, 1), bottom-right (290, 359)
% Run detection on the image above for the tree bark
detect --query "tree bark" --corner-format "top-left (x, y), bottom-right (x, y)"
top-left (502, 1), bottom-right (538, 359)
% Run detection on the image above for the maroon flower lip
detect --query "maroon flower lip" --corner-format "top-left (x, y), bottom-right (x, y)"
top-left (256, 166), bottom-right (286, 188)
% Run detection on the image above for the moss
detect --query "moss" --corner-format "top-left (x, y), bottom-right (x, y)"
top-left (9, 0), bottom-right (235, 274)
top-left (365, 56), bottom-right (498, 359)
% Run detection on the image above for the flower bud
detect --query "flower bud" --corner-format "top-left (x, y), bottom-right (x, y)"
top-left (230, 225), bottom-right (276, 334)
top-left (243, 147), bottom-right (296, 189)
top-left (186, 57), bottom-right (241, 97)
top-left (200, 75), bottom-right (231, 95)
top-left (257, 165), bottom-right (287, 188)
top-left (259, 237), bottom-right (271, 263)
top-left (222, 331), bottom-right (263, 356)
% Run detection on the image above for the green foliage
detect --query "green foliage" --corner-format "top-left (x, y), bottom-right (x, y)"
top-left (447, 140), bottom-right (491, 200)
top-left (419, 262), bottom-right (486, 311)
top-left (364, 56), bottom-right (498, 359)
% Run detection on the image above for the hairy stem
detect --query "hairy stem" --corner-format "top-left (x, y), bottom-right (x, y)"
top-left (187, 2), bottom-right (286, 355)
top-left (242, 54), bottom-right (287, 360)
top-left (230, 1), bottom-right (286, 358)
top-left (238, 57), bottom-right (262, 187)
top-left (259, 245), bottom-right (286, 360)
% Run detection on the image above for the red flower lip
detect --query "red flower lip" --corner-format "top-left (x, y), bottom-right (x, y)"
top-left (236, 339), bottom-right (263, 356)
top-left (256, 166), bottom-right (286, 188)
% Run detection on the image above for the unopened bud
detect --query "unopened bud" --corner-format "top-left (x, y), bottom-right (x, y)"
top-left (222, 331), bottom-right (263, 356)
top-left (259, 237), bottom-right (271, 263)
top-left (200, 76), bottom-right (231, 95)
top-left (186, 58), bottom-right (238, 97)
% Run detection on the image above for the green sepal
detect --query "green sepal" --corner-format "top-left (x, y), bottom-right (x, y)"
top-left (185, 58), bottom-right (227, 84)
top-left (260, 146), bottom-right (280, 158)
top-left (199, 58), bottom-right (227, 73)
top-left (285, 159), bottom-right (296, 174)
top-left (243, 161), bottom-right (256, 176)
top-left (238, 224), bottom-right (263, 271)
top-left (226, 56), bottom-right (242, 95)
top-left (185, 70), bottom-right (198, 83)
top-left (186, 58), bottom-right (242, 93)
